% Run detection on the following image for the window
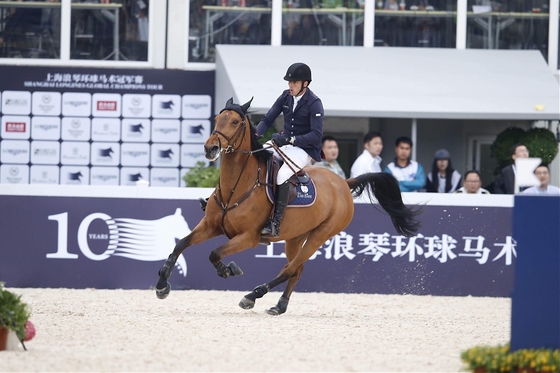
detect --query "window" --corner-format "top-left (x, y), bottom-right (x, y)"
top-left (373, 0), bottom-right (457, 48)
top-left (466, 0), bottom-right (549, 61)
top-left (189, 0), bottom-right (272, 63)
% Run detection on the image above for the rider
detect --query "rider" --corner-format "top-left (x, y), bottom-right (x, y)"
top-left (257, 62), bottom-right (324, 237)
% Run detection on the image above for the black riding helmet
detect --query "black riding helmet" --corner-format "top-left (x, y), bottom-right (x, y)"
top-left (283, 63), bottom-right (312, 84)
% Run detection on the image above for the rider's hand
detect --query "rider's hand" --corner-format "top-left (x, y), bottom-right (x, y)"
top-left (272, 134), bottom-right (291, 147)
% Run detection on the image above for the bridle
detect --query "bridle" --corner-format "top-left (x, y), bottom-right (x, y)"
top-left (211, 113), bottom-right (247, 154)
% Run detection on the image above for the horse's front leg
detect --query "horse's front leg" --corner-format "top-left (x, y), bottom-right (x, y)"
top-left (156, 218), bottom-right (221, 299)
top-left (208, 231), bottom-right (260, 279)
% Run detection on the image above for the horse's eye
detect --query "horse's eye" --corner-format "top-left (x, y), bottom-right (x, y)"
top-left (232, 120), bottom-right (239, 126)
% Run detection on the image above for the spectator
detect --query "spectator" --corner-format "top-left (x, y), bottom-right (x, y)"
top-left (493, 143), bottom-right (529, 194)
top-left (350, 131), bottom-right (383, 177)
top-left (426, 149), bottom-right (461, 193)
top-left (521, 164), bottom-right (560, 196)
top-left (384, 136), bottom-right (425, 192)
top-left (314, 136), bottom-right (346, 178)
top-left (454, 170), bottom-right (490, 194)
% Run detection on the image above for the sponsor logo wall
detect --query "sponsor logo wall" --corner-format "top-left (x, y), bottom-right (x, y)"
top-left (0, 66), bottom-right (215, 187)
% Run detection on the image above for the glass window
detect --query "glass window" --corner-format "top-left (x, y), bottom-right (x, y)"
top-left (71, 0), bottom-right (149, 61)
top-left (0, 0), bottom-right (61, 59)
top-left (282, 0), bottom-right (347, 46)
top-left (190, 0), bottom-right (271, 63)
top-left (373, 0), bottom-right (457, 48)
top-left (467, 0), bottom-right (549, 61)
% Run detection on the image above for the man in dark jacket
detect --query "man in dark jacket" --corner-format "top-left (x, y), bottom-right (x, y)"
top-left (256, 62), bottom-right (324, 237)
top-left (493, 143), bottom-right (529, 194)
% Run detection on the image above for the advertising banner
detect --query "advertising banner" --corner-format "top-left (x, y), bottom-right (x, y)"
top-left (0, 66), bottom-right (215, 187)
top-left (0, 193), bottom-right (514, 297)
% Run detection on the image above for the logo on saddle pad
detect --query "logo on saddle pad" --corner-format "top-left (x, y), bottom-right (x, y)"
top-left (266, 179), bottom-right (317, 207)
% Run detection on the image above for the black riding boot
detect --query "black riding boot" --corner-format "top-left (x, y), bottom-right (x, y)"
top-left (199, 197), bottom-right (209, 211)
top-left (261, 181), bottom-right (290, 237)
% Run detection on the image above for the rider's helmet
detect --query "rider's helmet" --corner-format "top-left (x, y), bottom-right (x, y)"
top-left (283, 63), bottom-right (312, 83)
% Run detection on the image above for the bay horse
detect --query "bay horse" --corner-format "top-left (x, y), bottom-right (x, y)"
top-left (155, 98), bottom-right (420, 315)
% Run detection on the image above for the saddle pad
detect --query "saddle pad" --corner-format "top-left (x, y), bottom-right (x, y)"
top-left (265, 177), bottom-right (317, 208)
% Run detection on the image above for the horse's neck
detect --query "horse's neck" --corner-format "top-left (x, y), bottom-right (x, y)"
top-left (218, 151), bottom-right (261, 196)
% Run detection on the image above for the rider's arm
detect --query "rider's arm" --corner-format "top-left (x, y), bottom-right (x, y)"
top-left (256, 92), bottom-right (288, 137)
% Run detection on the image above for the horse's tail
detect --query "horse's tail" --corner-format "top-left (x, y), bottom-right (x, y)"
top-left (346, 172), bottom-right (421, 237)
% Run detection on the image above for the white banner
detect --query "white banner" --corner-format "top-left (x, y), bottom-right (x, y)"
top-left (122, 93), bottom-right (151, 118)
top-left (91, 142), bottom-right (120, 166)
top-left (2, 91), bottom-right (31, 115)
top-left (151, 119), bottom-right (180, 143)
top-left (30, 141), bottom-right (60, 165)
top-left (121, 143), bottom-right (150, 166)
top-left (152, 94), bottom-right (181, 119)
top-left (1, 116), bottom-right (31, 140)
top-left (62, 92), bottom-right (92, 117)
top-left (182, 95), bottom-right (211, 119)
top-left (121, 118), bottom-right (151, 142)
top-left (60, 166), bottom-right (89, 185)
top-left (91, 118), bottom-right (121, 142)
top-left (30, 165), bottom-right (59, 184)
top-left (150, 167), bottom-right (180, 187)
top-left (32, 92), bottom-right (61, 116)
top-left (1, 140), bottom-right (30, 164)
top-left (90, 167), bottom-right (120, 186)
top-left (60, 142), bottom-right (90, 165)
top-left (31, 116), bottom-right (61, 140)
top-left (61, 117), bottom-right (91, 141)
top-left (151, 143), bottom-right (180, 167)
top-left (0, 164), bottom-right (29, 184)
top-left (181, 119), bottom-right (211, 143)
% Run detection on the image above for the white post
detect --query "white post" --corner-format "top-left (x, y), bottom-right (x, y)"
top-left (411, 118), bottom-right (417, 160)
top-left (548, 0), bottom-right (559, 72)
top-left (60, 0), bottom-right (71, 61)
top-left (271, 0), bottom-right (282, 46)
top-left (456, 0), bottom-right (467, 49)
top-left (363, 0), bottom-right (374, 47)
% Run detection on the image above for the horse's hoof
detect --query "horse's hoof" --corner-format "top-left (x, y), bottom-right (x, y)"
top-left (238, 296), bottom-right (255, 310)
top-left (228, 261), bottom-right (243, 276)
top-left (155, 282), bottom-right (171, 299)
top-left (265, 306), bottom-right (282, 316)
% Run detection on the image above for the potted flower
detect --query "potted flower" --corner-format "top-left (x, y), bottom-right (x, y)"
top-left (0, 282), bottom-right (34, 350)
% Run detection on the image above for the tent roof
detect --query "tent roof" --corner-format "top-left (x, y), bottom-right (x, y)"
top-left (215, 45), bottom-right (560, 120)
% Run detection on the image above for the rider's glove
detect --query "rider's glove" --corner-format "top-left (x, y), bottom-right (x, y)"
top-left (272, 134), bottom-right (292, 147)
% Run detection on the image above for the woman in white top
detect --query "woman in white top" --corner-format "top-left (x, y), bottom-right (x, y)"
top-left (426, 149), bottom-right (462, 193)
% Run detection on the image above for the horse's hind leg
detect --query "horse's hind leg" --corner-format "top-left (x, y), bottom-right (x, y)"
top-left (156, 218), bottom-right (221, 299)
top-left (239, 235), bottom-right (307, 313)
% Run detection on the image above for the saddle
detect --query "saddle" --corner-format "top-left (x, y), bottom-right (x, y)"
top-left (265, 157), bottom-right (316, 207)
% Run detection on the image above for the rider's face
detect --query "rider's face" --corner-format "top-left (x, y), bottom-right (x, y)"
top-left (288, 81), bottom-right (307, 96)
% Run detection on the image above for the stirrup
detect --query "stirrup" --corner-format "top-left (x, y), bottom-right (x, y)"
top-left (261, 220), bottom-right (279, 237)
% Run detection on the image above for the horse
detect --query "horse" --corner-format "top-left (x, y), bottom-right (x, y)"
top-left (155, 97), bottom-right (421, 315)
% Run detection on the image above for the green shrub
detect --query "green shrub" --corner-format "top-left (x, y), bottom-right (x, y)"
top-left (491, 127), bottom-right (558, 168)
top-left (182, 161), bottom-right (220, 187)
top-left (0, 283), bottom-right (31, 341)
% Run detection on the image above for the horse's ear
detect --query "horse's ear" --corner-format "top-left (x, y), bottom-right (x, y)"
top-left (241, 97), bottom-right (253, 114)
top-left (175, 208), bottom-right (182, 216)
top-left (225, 97), bottom-right (234, 107)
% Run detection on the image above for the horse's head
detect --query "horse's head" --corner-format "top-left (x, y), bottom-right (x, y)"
top-left (205, 97), bottom-right (253, 161)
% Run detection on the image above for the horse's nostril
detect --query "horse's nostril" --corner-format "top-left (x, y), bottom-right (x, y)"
top-left (210, 146), bottom-right (219, 154)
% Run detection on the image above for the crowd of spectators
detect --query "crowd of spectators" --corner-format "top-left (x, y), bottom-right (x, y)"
top-left (313, 134), bottom-right (560, 196)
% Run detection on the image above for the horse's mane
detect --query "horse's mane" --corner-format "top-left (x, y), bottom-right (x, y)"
top-left (247, 115), bottom-right (272, 163)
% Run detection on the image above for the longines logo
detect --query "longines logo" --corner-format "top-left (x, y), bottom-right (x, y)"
top-left (4, 148), bottom-right (27, 156)
top-left (186, 103), bottom-right (208, 110)
top-left (92, 174), bottom-right (118, 182)
top-left (37, 124), bottom-right (58, 131)
top-left (123, 150), bottom-right (148, 158)
top-left (154, 128), bottom-right (178, 135)
top-left (64, 100), bottom-right (89, 108)
top-left (154, 176), bottom-right (176, 183)
top-left (46, 209), bottom-right (190, 276)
